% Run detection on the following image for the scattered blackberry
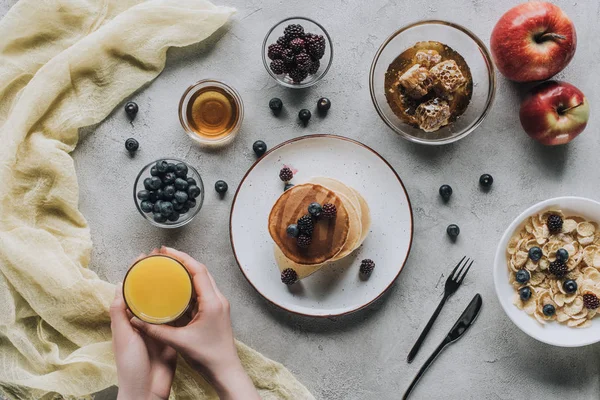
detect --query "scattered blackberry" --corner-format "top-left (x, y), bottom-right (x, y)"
top-left (289, 38), bottom-right (306, 53)
top-left (289, 68), bottom-right (308, 83)
top-left (276, 36), bottom-right (288, 47)
top-left (547, 214), bottom-right (563, 233)
top-left (306, 35), bottom-right (326, 59)
top-left (297, 214), bottom-right (314, 236)
top-left (549, 260), bottom-right (567, 278)
top-left (283, 24), bottom-right (305, 41)
top-left (583, 293), bottom-right (600, 310)
top-left (360, 259), bottom-right (375, 276)
top-left (297, 234), bottom-right (312, 248)
top-left (267, 43), bottom-right (284, 60)
top-left (279, 167), bottom-right (293, 182)
top-left (282, 48), bottom-right (295, 64)
top-left (295, 53), bottom-right (312, 71)
top-left (308, 59), bottom-right (320, 75)
top-left (270, 59), bottom-right (285, 75)
top-left (281, 268), bottom-right (298, 285)
top-left (322, 203), bottom-right (337, 219)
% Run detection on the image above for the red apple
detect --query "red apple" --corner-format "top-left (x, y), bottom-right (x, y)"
top-left (491, 2), bottom-right (577, 82)
top-left (520, 81), bottom-right (589, 145)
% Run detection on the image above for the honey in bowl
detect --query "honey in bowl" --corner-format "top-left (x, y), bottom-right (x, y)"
top-left (123, 255), bottom-right (193, 324)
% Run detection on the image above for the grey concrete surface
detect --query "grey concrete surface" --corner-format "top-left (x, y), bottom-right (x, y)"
top-left (3, 0), bottom-right (600, 399)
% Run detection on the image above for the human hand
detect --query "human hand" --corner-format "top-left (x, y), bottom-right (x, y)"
top-left (110, 254), bottom-right (177, 400)
top-left (130, 247), bottom-right (259, 400)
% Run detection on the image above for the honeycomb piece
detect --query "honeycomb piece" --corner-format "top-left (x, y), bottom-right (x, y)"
top-left (415, 50), bottom-right (442, 69)
top-left (397, 64), bottom-right (433, 99)
top-left (429, 60), bottom-right (467, 95)
top-left (415, 98), bottom-right (451, 132)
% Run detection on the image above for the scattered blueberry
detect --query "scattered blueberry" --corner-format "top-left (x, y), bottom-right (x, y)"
top-left (542, 304), bottom-right (556, 317)
top-left (479, 174), bottom-right (493, 188)
top-left (215, 180), bottom-right (228, 194)
top-left (253, 140), bottom-right (267, 157)
top-left (156, 160), bottom-right (169, 173)
top-left (556, 248), bottom-right (569, 262)
top-left (125, 101), bottom-right (138, 120)
top-left (174, 191), bottom-right (188, 204)
top-left (153, 213), bottom-right (167, 223)
top-left (519, 287), bottom-right (532, 301)
top-left (308, 202), bottom-right (322, 217)
top-left (269, 98), bottom-right (283, 113)
top-left (284, 183), bottom-right (294, 191)
top-left (188, 185), bottom-right (201, 198)
top-left (287, 224), bottom-right (300, 238)
top-left (528, 246), bottom-right (543, 261)
top-left (317, 97), bottom-right (331, 113)
top-left (563, 279), bottom-right (578, 294)
top-left (447, 224), bottom-right (460, 239)
top-left (140, 200), bottom-right (153, 213)
top-left (125, 138), bottom-right (139, 153)
top-left (137, 190), bottom-right (150, 201)
top-left (515, 269), bottom-right (530, 284)
top-left (439, 184), bottom-right (452, 201)
top-left (174, 178), bottom-right (189, 191)
top-left (175, 163), bottom-right (188, 178)
top-left (298, 109), bottom-right (311, 124)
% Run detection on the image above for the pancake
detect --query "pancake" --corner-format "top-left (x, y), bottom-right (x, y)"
top-left (309, 177), bottom-right (362, 219)
top-left (274, 245), bottom-right (326, 279)
top-left (268, 183), bottom-right (350, 265)
top-left (351, 187), bottom-right (371, 247)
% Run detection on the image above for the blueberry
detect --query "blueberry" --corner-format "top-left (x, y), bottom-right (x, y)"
top-left (519, 287), bottom-right (532, 301)
top-left (168, 211), bottom-right (180, 222)
top-left (172, 199), bottom-right (183, 211)
top-left (175, 163), bottom-right (188, 178)
top-left (143, 178), bottom-right (153, 190)
top-left (125, 101), bottom-right (138, 120)
top-left (167, 163), bottom-right (176, 172)
top-left (156, 160), bottom-right (169, 173)
top-left (298, 109), bottom-right (311, 124)
top-left (185, 199), bottom-right (196, 209)
top-left (160, 201), bottom-right (174, 216)
top-left (563, 280), bottom-right (578, 294)
top-left (148, 176), bottom-right (162, 190)
top-left (479, 174), bottom-right (493, 188)
top-left (156, 188), bottom-right (165, 200)
top-left (439, 185), bottom-right (452, 201)
top-left (163, 185), bottom-right (175, 200)
top-left (148, 191), bottom-right (158, 203)
top-left (253, 140), bottom-right (267, 157)
top-left (150, 166), bottom-right (159, 176)
top-left (180, 206), bottom-right (190, 214)
top-left (556, 248), bottom-right (569, 262)
top-left (125, 138), bottom-right (139, 153)
top-left (162, 172), bottom-right (176, 185)
top-left (269, 98), bottom-right (283, 113)
top-left (528, 246), bottom-right (542, 261)
top-left (287, 224), bottom-right (300, 238)
top-left (447, 224), bottom-right (460, 239)
top-left (308, 202), bottom-right (322, 217)
top-left (188, 185), bottom-right (201, 198)
top-left (186, 177), bottom-right (197, 186)
top-left (215, 180), bottom-right (228, 194)
top-left (284, 183), bottom-right (294, 192)
top-left (317, 97), bottom-right (331, 113)
top-left (515, 269), bottom-right (530, 284)
top-left (174, 191), bottom-right (188, 204)
top-left (542, 304), bottom-right (555, 317)
top-left (137, 190), bottom-right (150, 201)
top-left (140, 200), bottom-right (153, 213)
top-left (153, 213), bottom-right (167, 223)
top-left (153, 201), bottom-right (162, 213)
top-left (174, 178), bottom-right (188, 191)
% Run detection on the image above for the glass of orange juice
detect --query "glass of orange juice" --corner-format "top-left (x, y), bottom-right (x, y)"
top-left (123, 255), bottom-right (193, 324)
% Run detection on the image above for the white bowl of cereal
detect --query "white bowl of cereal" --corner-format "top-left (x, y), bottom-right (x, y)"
top-left (494, 197), bottom-right (600, 347)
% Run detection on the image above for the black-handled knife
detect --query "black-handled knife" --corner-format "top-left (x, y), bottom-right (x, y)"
top-left (402, 293), bottom-right (483, 400)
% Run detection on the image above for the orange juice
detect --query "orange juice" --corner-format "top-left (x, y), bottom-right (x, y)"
top-left (123, 255), bottom-right (193, 324)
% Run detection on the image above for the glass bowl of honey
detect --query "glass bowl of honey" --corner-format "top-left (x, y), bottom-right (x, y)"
top-left (369, 20), bottom-right (496, 145)
top-left (178, 79), bottom-right (244, 146)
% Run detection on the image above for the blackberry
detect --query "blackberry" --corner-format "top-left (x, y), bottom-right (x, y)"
top-left (281, 268), bottom-right (298, 285)
top-left (289, 68), bottom-right (308, 83)
top-left (549, 260), bottom-right (567, 278)
top-left (295, 53), bottom-right (312, 71)
top-left (322, 203), bottom-right (337, 219)
top-left (306, 35), bottom-right (326, 59)
top-left (283, 24), bottom-right (304, 41)
top-left (276, 36), bottom-right (288, 47)
top-left (270, 59), bottom-right (285, 75)
top-left (289, 38), bottom-right (305, 53)
top-left (297, 234), bottom-right (312, 248)
top-left (267, 43), bottom-right (284, 60)
top-left (297, 214), bottom-right (314, 236)
top-left (360, 259), bottom-right (375, 276)
top-left (308, 59), bottom-right (320, 75)
top-left (547, 214), bottom-right (563, 233)
top-left (282, 48), bottom-right (295, 64)
top-left (583, 293), bottom-right (600, 310)
top-left (279, 167), bottom-right (293, 182)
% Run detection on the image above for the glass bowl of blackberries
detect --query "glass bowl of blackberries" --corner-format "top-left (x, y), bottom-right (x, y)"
top-left (134, 159), bottom-right (204, 228)
top-left (263, 17), bottom-right (333, 88)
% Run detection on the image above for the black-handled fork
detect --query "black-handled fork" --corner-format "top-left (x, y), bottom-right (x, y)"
top-left (406, 256), bottom-right (474, 363)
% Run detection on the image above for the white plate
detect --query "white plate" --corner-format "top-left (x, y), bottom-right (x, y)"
top-left (230, 135), bottom-right (413, 317)
top-left (493, 196), bottom-right (600, 347)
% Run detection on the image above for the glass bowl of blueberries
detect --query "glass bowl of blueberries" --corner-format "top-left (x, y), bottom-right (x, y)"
top-left (134, 159), bottom-right (204, 228)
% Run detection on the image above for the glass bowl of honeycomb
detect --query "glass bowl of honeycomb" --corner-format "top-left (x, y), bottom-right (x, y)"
top-left (369, 20), bottom-right (496, 145)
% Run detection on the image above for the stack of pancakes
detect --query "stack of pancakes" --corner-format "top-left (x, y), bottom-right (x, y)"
top-left (268, 177), bottom-right (371, 279)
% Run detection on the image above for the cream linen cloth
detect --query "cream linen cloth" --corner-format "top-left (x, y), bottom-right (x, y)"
top-left (0, 0), bottom-right (314, 399)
